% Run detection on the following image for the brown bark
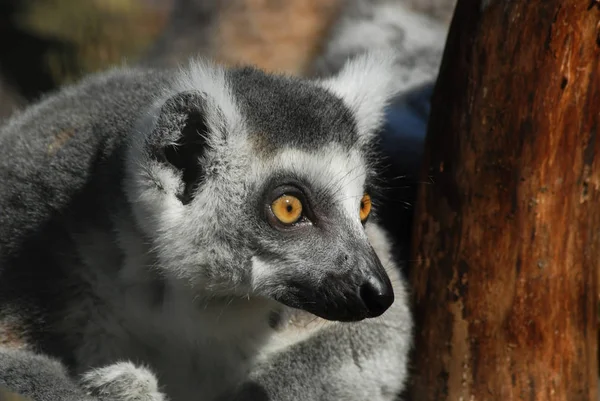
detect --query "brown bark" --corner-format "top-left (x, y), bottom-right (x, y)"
top-left (408, 1), bottom-right (600, 400)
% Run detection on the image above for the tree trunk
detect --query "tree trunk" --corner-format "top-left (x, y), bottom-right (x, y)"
top-left (408, 1), bottom-right (600, 400)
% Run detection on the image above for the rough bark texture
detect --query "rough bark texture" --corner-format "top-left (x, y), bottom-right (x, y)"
top-left (408, 1), bottom-right (600, 400)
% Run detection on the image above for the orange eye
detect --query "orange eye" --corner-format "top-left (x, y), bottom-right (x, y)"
top-left (271, 195), bottom-right (303, 225)
top-left (360, 193), bottom-right (371, 222)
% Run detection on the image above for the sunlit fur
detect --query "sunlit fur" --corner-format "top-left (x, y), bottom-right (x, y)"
top-left (0, 52), bottom-right (413, 401)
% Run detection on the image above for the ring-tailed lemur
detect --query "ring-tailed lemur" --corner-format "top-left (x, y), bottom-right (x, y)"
top-left (0, 52), bottom-right (413, 401)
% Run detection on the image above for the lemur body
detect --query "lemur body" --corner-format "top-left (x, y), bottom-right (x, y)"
top-left (0, 54), bottom-right (412, 401)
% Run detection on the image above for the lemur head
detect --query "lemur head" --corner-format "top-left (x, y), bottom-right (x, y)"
top-left (126, 52), bottom-right (403, 322)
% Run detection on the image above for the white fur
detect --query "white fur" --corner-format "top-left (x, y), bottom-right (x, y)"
top-left (80, 362), bottom-right (166, 401)
top-left (125, 104), bottom-right (192, 276)
top-left (250, 256), bottom-right (272, 290)
top-left (173, 59), bottom-right (245, 142)
top-left (313, 0), bottom-right (447, 91)
top-left (66, 222), bottom-right (406, 401)
top-left (263, 146), bottom-right (367, 222)
top-left (324, 1), bottom-right (446, 58)
top-left (318, 51), bottom-right (402, 144)
top-left (248, 144), bottom-right (367, 293)
top-left (364, 222), bottom-right (412, 392)
top-left (65, 227), bottom-right (277, 401)
top-left (124, 61), bottom-right (253, 287)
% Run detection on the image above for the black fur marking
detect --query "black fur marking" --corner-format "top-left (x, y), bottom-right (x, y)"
top-left (231, 381), bottom-right (270, 401)
top-left (149, 91), bottom-right (210, 204)
top-left (227, 67), bottom-right (358, 152)
top-left (267, 311), bottom-right (282, 330)
top-left (163, 112), bottom-right (208, 204)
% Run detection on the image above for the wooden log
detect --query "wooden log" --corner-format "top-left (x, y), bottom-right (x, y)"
top-left (408, 1), bottom-right (600, 400)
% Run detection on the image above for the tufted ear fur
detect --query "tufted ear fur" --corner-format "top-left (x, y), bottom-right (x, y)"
top-left (317, 51), bottom-right (402, 146)
top-left (145, 91), bottom-right (211, 204)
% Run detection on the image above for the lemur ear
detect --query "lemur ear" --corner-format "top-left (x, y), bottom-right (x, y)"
top-left (317, 51), bottom-right (401, 145)
top-left (148, 91), bottom-right (210, 204)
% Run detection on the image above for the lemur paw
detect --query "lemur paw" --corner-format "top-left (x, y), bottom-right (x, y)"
top-left (80, 362), bottom-right (167, 401)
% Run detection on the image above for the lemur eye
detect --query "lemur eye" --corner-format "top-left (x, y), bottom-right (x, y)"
top-left (360, 193), bottom-right (372, 222)
top-left (271, 195), bottom-right (303, 225)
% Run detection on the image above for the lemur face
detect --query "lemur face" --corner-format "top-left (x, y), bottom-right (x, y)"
top-left (246, 146), bottom-right (393, 322)
top-left (127, 52), bottom-right (401, 322)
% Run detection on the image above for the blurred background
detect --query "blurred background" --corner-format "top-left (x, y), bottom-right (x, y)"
top-left (0, 0), bottom-right (171, 118)
top-left (0, 0), bottom-right (455, 118)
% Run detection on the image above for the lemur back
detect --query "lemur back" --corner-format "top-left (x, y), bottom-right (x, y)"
top-left (0, 54), bottom-right (413, 401)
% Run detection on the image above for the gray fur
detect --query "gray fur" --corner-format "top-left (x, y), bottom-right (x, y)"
top-left (228, 68), bottom-right (358, 152)
top-left (0, 348), bottom-right (166, 401)
top-left (0, 53), bottom-right (412, 401)
top-left (0, 348), bottom-right (94, 401)
top-left (80, 362), bottom-right (167, 401)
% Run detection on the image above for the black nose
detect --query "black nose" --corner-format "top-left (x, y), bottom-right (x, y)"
top-left (359, 276), bottom-right (394, 317)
